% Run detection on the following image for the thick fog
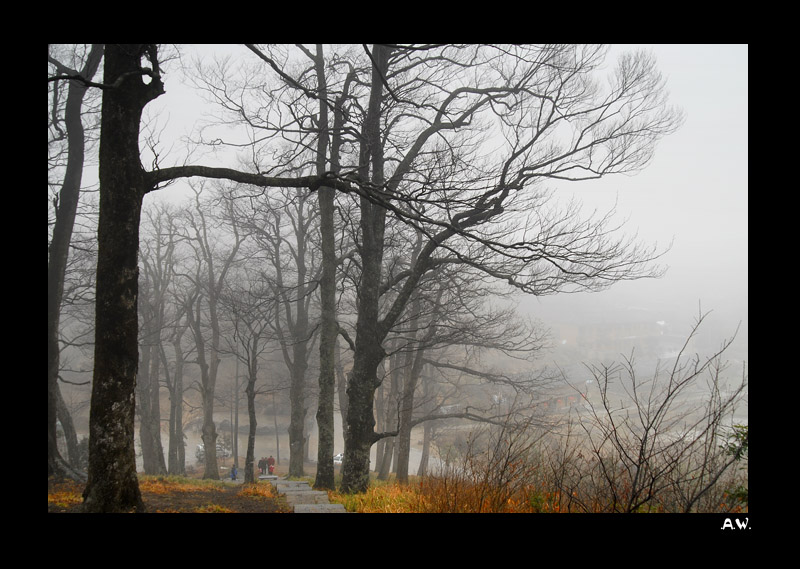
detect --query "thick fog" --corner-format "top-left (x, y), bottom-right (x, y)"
top-left (148, 44), bottom-right (748, 369)
top-left (51, 45), bottom-right (748, 503)
top-left (523, 45), bottom-right (747, 368)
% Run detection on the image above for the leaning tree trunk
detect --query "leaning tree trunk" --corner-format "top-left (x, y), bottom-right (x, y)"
top-left (55, 387), bottom-right (80, 468)
top-left (48, 44), bottom-right (103, 481)
top-left (82, 44), bottom-right (164, 513)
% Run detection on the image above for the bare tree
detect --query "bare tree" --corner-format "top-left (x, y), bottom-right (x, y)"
top-left (331, 45), bottom-right (683, 493)
top-left (72, 44), bottom-right (682, 509)
top-left (136, 203), bottom-right (182, 475)
top-left (181, 183), bottom-right (247, 480)
top-left (188, 44), bottom-right (359, 488)
top-left (219, 267), bottom-right (276, 483)
top-left (47, 44), bottom-right (103, 481)
top-left (228, 184), bottom-right (320, 477)
top-left (163, 304), bottom-right (191, 476)
top-left (560, 311), bottom-right (748, 512)
top-left (391, 268), bottom-right (549, 484)
top-left (80, 44), bottom-right (167, 512)
top-left (74, 44), bottom-right (335, 511)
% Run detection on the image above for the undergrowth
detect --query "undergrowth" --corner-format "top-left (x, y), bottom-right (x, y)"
top-left (327, 474), bottom-right (747, 513)
top-left (48, 474), bottom-right (283, 513)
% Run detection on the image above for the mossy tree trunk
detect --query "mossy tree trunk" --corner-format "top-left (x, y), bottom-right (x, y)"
top-left (82, 44), bottom-right (164, 512)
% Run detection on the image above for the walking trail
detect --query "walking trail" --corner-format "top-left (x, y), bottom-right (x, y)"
top-left (261, 475), bottom-right (347, 513)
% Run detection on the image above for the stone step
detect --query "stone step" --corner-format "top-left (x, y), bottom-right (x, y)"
top-left (269, 478), bottom-right (348, 513)
top-left (284, 490), bottom-right (333, 505)
top-left (293, 503), bottom-right (348, 513)
top-left (275, 481), bottom-right (315, 490)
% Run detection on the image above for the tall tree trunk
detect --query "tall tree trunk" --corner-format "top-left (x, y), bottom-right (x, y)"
top-left (234, 364), bottom-right (240, 470)
top-left (138, 264), bottom-right (168, 474)
top-left (395, 349), bottom-right (426, 484)
top-left (340, 225), bottom-right (388, 492)
top-left (313, 42), bottom-right (336, 490)
top-left (166, 319), bottom-right (187, 475)
top-left (340, 45), bottom-right (391, 493)
top-left (417, 421), bottom-right (433, 477)
top-left (48, 44), bottom-right (103, 481)
top-left (55, 387), bottom-right (80, 467)
top-left (244, 356), bottom-right (258, 483)
top-left (272, 392), bottom-right (280, 464)
top-left (83, 44), bottom-right (164, 512)
top-left (281, 190), bottom-right (313, 479)
top-left (200, 372), bottom-right (220, 480)
top-left (137, 322), bottom-right (167, 474)
top-left (186, 191), bottom-right (242, 481)
top-left (187, 289), bottom-right (220, 481)
top-left (315, 57), bottom-right (356, 489)
top-left (148, 344), bottom-right (167, 473)
top-left (375, 378), bottom-right (387, 477)
top-left (202, 322), bottom-right (222, 479)
top-left (377, 352), bottom-right (401, 480)
top-left (335, 340), bottom-right (349, 433)
top-left (314, 191), bottom-right (337, 488)
top-left (137, 341), bottom-right (156, 471)
top-left (288, 353), bottom-right (309, 477)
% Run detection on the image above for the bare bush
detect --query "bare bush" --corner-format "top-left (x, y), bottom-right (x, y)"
top-left (423, 404), bottom-right (547, 512)
top-left (556, 311), bottom-right (748, 512)
top-left (420, 311), bottom-right (747, 513)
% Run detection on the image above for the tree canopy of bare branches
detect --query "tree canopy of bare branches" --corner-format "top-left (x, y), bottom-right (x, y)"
top-left (52, 44), bottom-right (686, 508)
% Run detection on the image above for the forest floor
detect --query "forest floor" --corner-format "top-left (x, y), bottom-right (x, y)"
top-left (47, 462), bottom-right (309, 513)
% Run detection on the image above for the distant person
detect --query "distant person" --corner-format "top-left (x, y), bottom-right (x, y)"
top-left (267, 455), bottom-right (275, 475)
top-left (258, 457), bottom-right (266, 475)
top-left (230, 464), bottom-right (238, 481)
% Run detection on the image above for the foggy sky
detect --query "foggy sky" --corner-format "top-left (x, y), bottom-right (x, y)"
top-left (528, 44), bottom-right (748, 361)
top-left (146, 44), bottom-right (748, 362)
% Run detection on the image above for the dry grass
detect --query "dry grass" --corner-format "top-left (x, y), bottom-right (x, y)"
top-left (48, 474), bottom-right (287, 513)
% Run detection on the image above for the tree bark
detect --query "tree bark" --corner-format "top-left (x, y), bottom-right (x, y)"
top-left (164, 323), bottom-right (187, 476)
top-left (137, 340), bottom-right (159, 472)
top-left (314, 183), bottom-right (337, 489)
top-left (55, 386), bottom-right (80, 468)
top-left (339, 221), bottom-right (389, 492)
top-left (340, 44), bottom-right (391, 494)
top-left (395, 346), bottom-right (427, 484)
top-left (288, 349), bottom-right (309, 477)
top-left (244, 355), bottom-right (258, 484)
top-left (314, 43), bottom-right (339, 490)
top-left (83, 44), bottom-right (164, 512)
top-left (335, 340), bottom-right (349, 434)
top-left (377, 352), bottom-right (401, 480)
